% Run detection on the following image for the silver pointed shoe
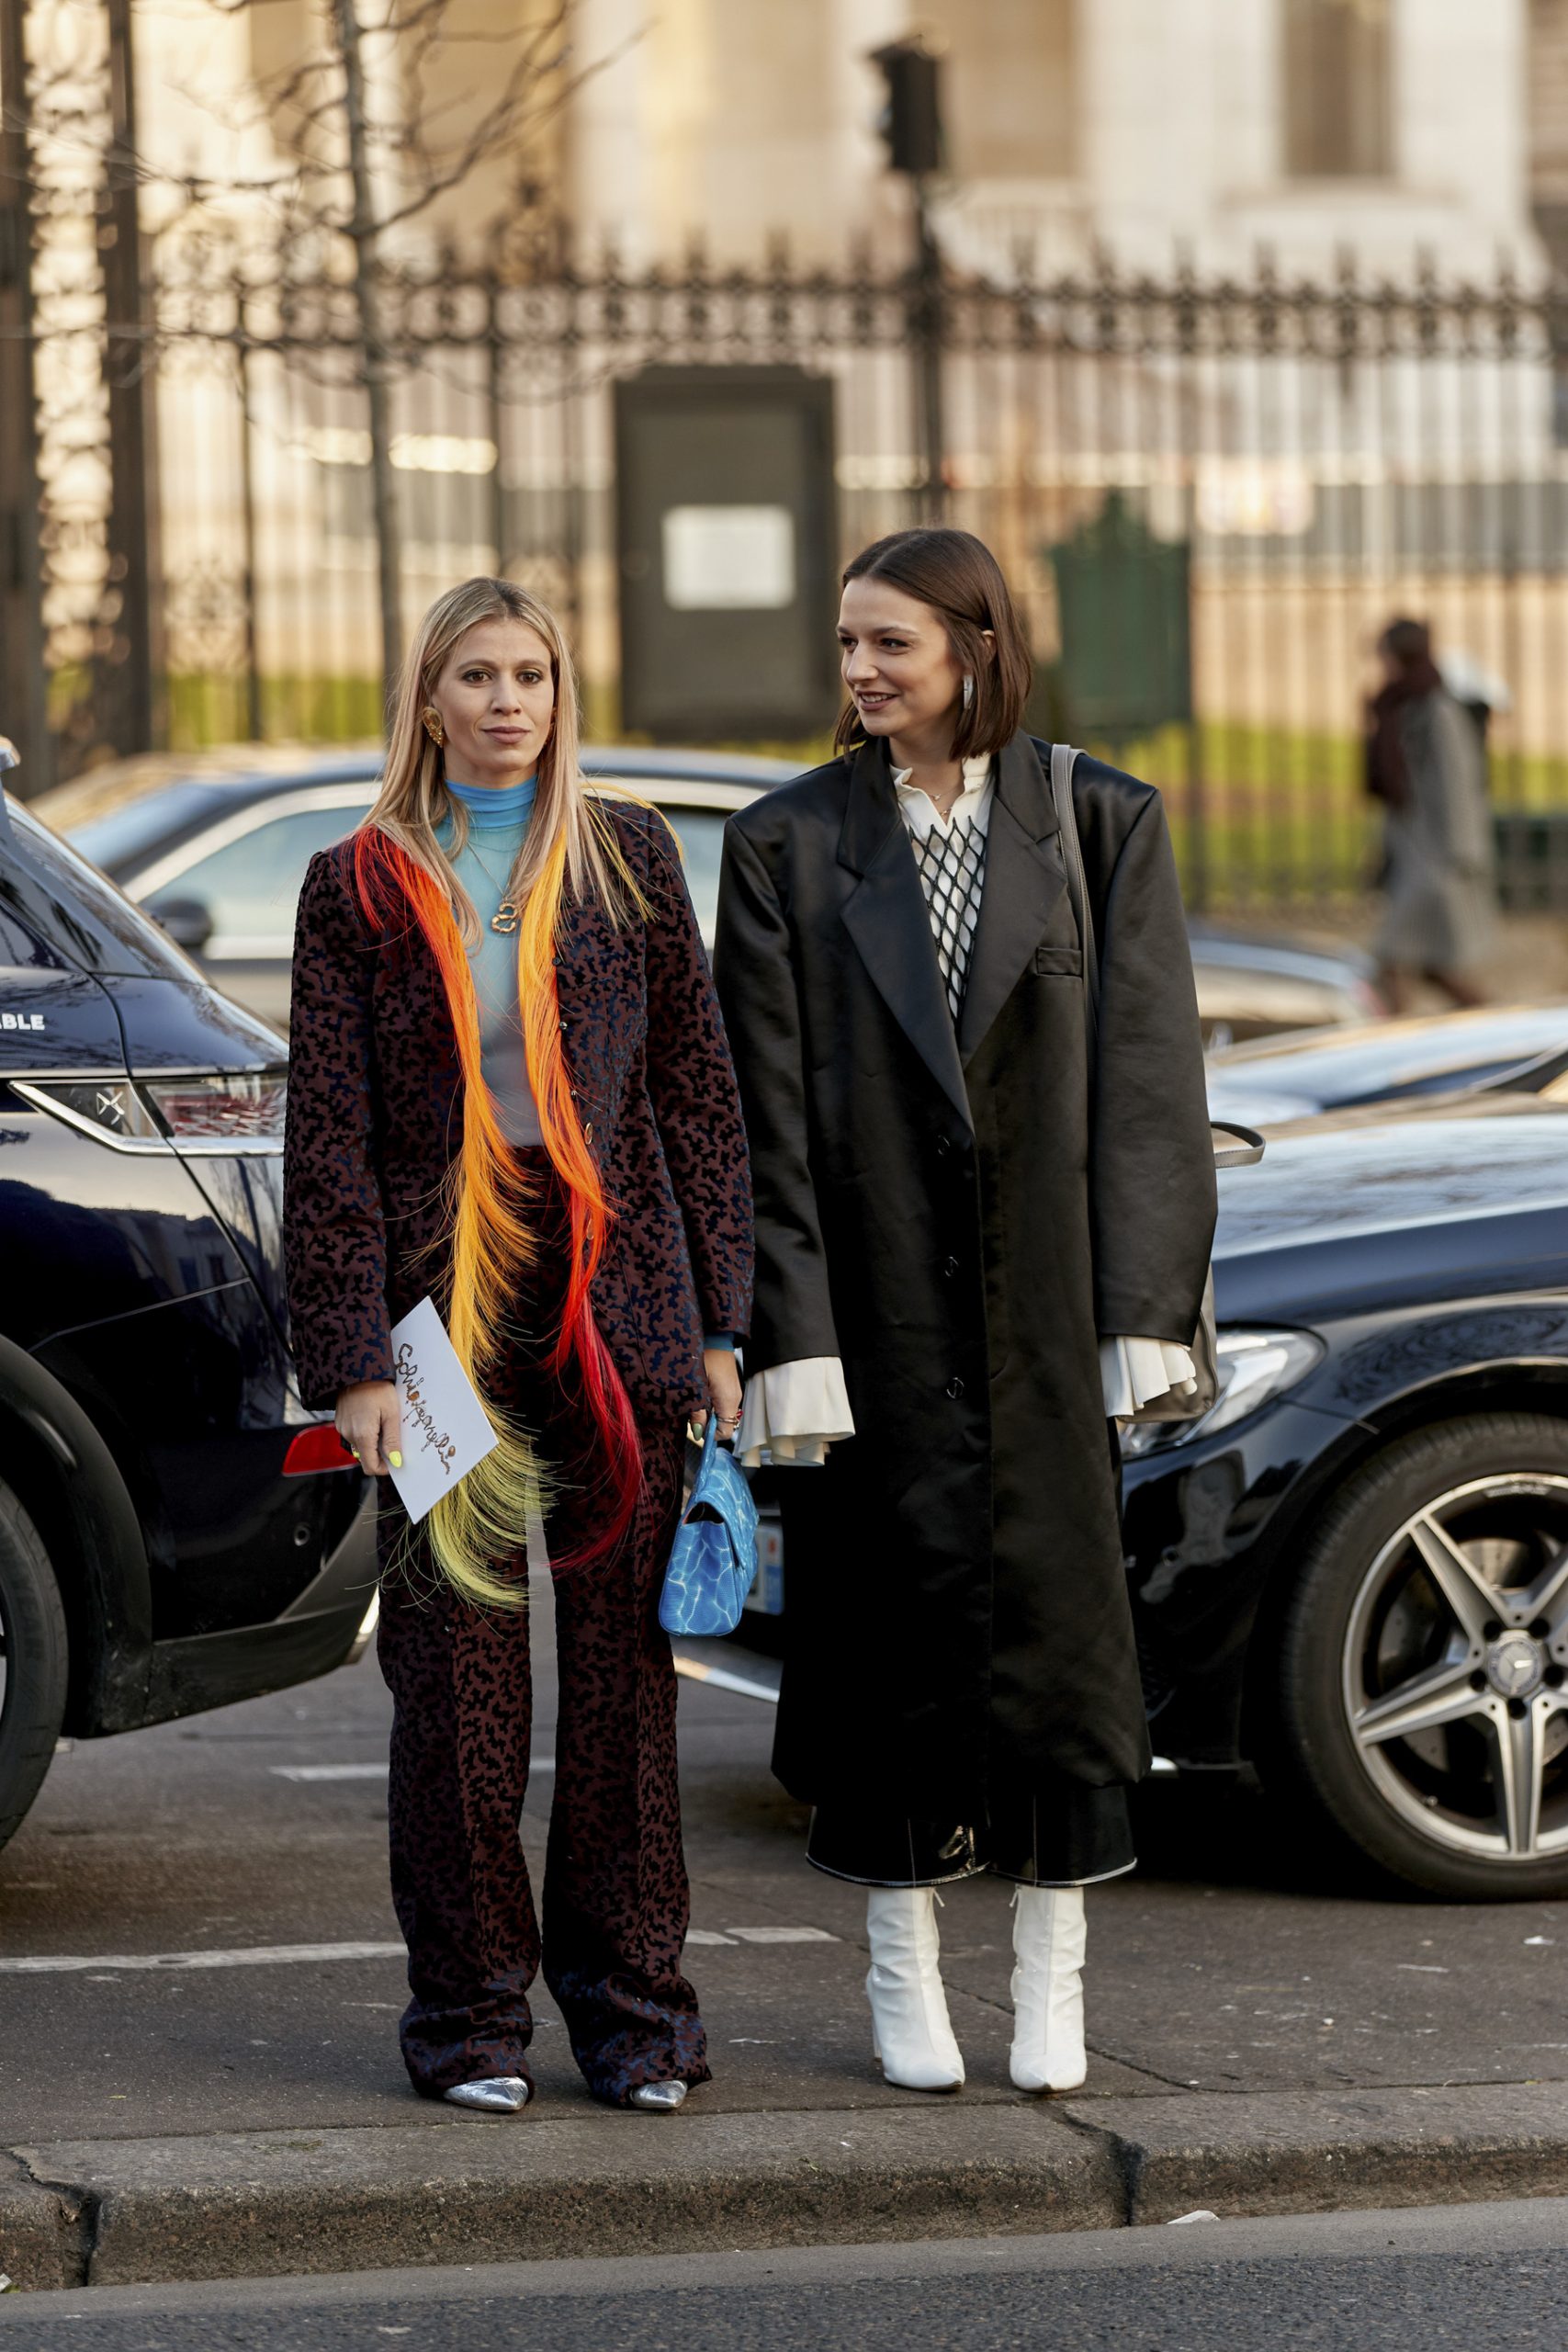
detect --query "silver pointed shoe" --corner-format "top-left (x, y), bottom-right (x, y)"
top-left (443, 2075), bottom-right (531, 2112)
top-left (628, 2080), bottom-right (688, 2111)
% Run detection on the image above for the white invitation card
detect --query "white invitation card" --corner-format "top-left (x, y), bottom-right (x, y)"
top-left (386, 1296), bottom-right (499, 1525)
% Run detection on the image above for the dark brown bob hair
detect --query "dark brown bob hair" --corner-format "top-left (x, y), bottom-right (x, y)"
top-left (833, 527), bottom-right (1032, 760)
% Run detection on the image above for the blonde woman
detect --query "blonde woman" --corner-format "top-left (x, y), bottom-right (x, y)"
top-left (283, 577), bottom-right (751, 2112)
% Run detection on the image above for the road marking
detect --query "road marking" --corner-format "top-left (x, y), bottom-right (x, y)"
top-left (671, 1656), bottom-right (780, 1704)
top-left (685, 1928), bottom-right (837, 1946)
top-left (725, 1926), bottom-right (838, 1944)
top-left (270, 1759), bottom-right (557, 1781)
top-left (0, 1940), bottom-right (407, 1975)
top-left (0, 1924), bottom-right (833, 1973)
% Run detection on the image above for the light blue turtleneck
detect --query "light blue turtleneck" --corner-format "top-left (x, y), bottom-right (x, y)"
top-left (434, 776), bottom-right (731, 1352)
top-left (436, 775), bottom-right (541, 1148)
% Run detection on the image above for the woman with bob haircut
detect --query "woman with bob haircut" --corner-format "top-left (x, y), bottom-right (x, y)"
top-left (715, 527), bottom-right (1214, 2099)
top-left (284, 575), bottom-right (751, 2115)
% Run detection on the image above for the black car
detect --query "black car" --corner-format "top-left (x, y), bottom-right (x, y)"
top-left (34, 749), bottom-right (1382, 1045)
top-left (1206, 1001), bottom-right (1568, 1131)
top-left (1124, 1089), bottom-right (1568, 1901)
top-left (0, 752), bottom-right (375, 1851)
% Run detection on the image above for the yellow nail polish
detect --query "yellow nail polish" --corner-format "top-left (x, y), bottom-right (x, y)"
top-left (389, 1451), bottom-right (403, 1468)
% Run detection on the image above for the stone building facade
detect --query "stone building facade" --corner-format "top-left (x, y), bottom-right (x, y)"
top-left (565, 0), bottom-right (1544, 278)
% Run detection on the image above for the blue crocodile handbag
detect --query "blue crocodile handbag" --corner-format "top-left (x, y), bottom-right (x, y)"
top-left (658, 1416), bottom-right (760, 1638)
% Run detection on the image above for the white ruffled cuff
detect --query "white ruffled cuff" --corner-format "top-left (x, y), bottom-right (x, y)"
top-left (1100, 1336), bottom-right (1198, 1421)
top-left (737, 1356), bottom-right (856, 1469)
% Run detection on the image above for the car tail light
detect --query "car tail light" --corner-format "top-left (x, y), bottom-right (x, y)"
top-left (16, 1069), bottom-right (286, 1156)
top-left (283, 1424), bottom-right (359, 1476)
top-left (143, 1071), bottom-right (288, 1149)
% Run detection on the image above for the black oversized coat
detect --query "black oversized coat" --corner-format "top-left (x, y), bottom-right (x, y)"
top-left (715, 732), bottom-right (1214, 1811)
top-left (283, 806), bottom-right (752, 1433)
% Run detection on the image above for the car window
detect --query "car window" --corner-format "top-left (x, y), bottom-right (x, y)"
top-left (66, 782), bottom-right (235, 876)
top-left (166, 804), bottom-right (373, 953)
top-left (0, 894), bottom-right (64, 971)
top-left (657, 807), bottom-right (726, 942)
top-left (6, 800), bottom-right (202, 978)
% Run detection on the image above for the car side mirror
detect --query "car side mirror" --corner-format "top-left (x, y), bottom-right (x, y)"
top-left (147, 895), bottom-right (215, 954)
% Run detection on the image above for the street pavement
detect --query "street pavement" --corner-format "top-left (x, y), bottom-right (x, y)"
top-left (5, 1571), bottom-right (1568, 2291)
top-left (8, 2201), bottom-right (1568, 2349)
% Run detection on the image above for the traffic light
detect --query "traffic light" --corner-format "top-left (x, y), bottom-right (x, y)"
top-left (870, 38), bottom-right (944, 177)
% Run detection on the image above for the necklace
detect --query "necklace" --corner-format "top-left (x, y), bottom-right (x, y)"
top-left (464, 835), bottom-right (522, 935)
top-left (900, 763), bottom-right (964, 823)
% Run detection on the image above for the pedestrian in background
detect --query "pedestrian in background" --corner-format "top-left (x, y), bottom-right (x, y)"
top-left (1366, 617), bottom-right (1497, 1012)
top-left (715, 528), bottom-right (1215, 2099)
top-left (283, 576), bottom-right (750, 2115)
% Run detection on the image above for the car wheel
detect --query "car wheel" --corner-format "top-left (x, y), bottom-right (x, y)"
top-left (0, 1478), bottom-right (69, 1852)
top-left (1269, 1413), bottom-right (1568, 1899)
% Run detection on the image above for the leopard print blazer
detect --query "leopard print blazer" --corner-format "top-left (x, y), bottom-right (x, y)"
top-left (282, 803), bottom-right (753, 1419)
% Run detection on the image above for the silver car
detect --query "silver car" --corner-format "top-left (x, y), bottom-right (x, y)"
top-left (33, 747), bottom-right (797, 1033)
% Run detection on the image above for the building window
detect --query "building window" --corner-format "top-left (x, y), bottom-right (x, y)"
top-left (920, 0), bottom-right (1077, 179)
top-left (1282, 0), bottom-right (1393, 179)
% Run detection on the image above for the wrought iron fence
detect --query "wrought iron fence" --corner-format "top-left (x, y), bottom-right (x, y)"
top-left (24, 216), bottom-right (1568, 910)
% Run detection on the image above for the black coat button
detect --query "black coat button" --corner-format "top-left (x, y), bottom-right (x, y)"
top-left (946, 1376), bottom-right (964, 1399)
top-left (935, 1136), bottom-right (951, 1158)
top-left (943, 1256), bottom-right (960, 1279)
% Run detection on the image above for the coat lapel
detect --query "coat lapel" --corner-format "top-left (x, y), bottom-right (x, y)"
top-left (838, 739), bottom-right (972, 1129)
top-left (957, 731), bottom-right (1067, 1065)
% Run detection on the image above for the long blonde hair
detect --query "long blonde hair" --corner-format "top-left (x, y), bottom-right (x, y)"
top-left (353, 578), bottom-right (650, 1608)
top-left (366, 575), bottom-right (641, 935)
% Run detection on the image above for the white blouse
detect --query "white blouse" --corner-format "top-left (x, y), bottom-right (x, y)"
top-left (736, 753), bottom-right (1196, 1464)
top-left (895, 753), bottom-right (996, 842)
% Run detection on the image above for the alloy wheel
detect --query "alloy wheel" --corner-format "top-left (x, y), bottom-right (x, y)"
top-left (1343, 1473), bottom-right (1568, 1863)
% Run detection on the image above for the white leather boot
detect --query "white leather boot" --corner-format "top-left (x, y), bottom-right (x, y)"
top-left (864, 1887), bottom-right (965, 2092)
top-left (1009, 1885), bottom-right (1087, 2094)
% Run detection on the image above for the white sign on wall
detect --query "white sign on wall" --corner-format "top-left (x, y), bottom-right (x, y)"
top-left (661, 504), bottom-right (796, 611)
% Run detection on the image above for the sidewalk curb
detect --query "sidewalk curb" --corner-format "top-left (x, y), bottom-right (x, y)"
top-left (6, 2108), bottom-right (1121, 2290)
top-left (1063, 2083), bottom-right (1568, 2224)
top-left (8, 2084), bottom-right (1568, 2291)
top-left (0, 2154), bottom-right (83, 2296)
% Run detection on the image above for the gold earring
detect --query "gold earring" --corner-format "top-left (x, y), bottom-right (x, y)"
top-left (422, 706), bottom-right (446, 748)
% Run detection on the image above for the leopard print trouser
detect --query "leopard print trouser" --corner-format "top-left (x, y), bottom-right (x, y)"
top-left (376, 1172), bottom-right (708, 2107)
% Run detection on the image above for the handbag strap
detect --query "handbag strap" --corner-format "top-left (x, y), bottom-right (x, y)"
top-left (1049, 741), bottom-right (1099, 1064)
top-left (682, 1408), bottom-right (717, 1512)
top-left (1212, 1119), bottom-right (1266, 1169)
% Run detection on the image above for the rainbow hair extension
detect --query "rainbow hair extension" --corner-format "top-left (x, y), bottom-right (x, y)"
top-left (353, 829), bottom-right (642, 1608)
top-left (516, 827), bottom-right (644, 1544)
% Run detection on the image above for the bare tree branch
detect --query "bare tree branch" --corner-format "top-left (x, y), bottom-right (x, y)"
top-left (11, 0), bottom-right (644, 711)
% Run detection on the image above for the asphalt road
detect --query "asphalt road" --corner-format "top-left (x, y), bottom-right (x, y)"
top-left (8, 2201), bottom-right (1568, 2349)
top-left (3, 1571), bottom-right (1568, 2143)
